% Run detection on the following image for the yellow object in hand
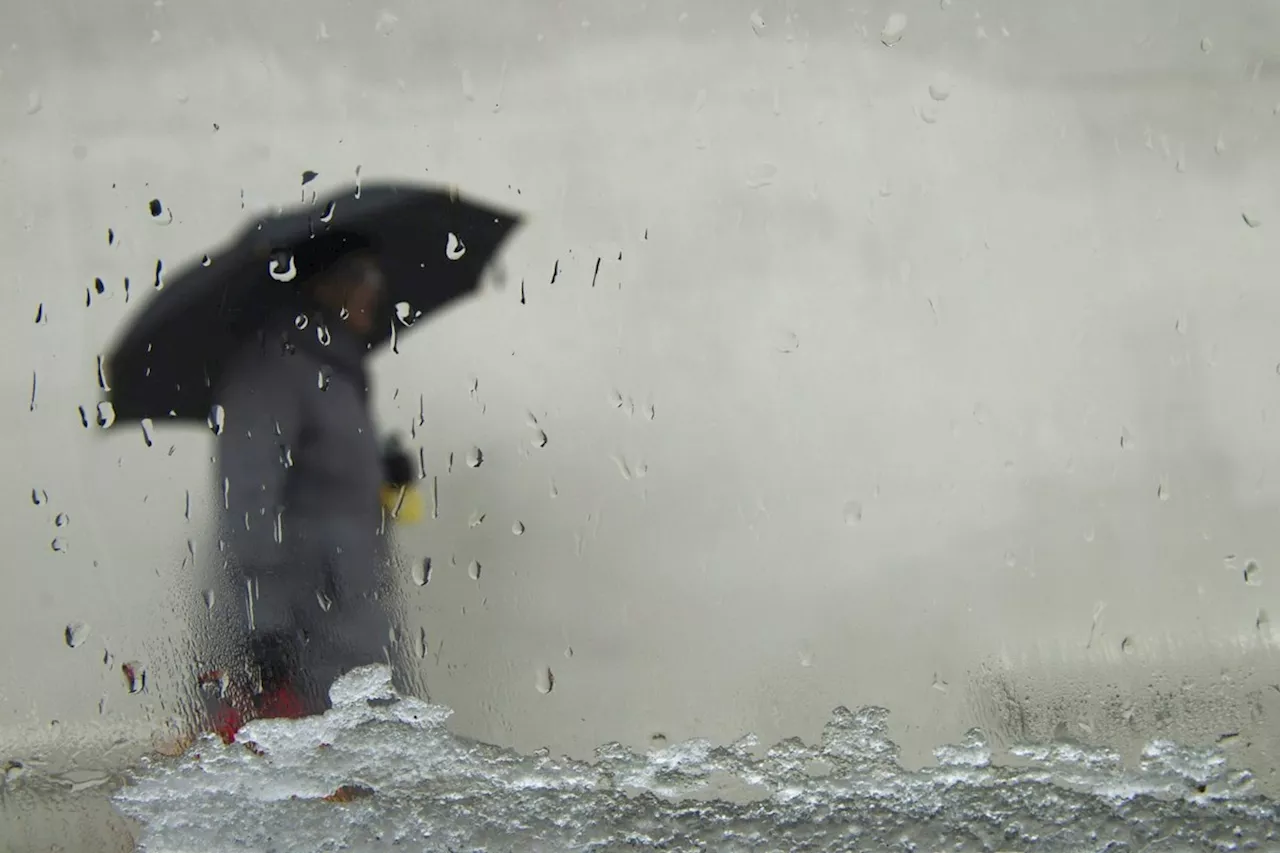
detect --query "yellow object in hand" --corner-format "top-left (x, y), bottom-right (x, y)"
top-left (380, 483), bottom-right (424, 524)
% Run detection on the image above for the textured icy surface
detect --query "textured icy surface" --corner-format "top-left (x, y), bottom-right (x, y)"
top-left (114, 665), bottom-right (1278, 852)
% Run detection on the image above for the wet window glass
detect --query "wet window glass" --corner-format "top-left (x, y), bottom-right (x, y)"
top-left (2, 2), bottom-right (1279, 851)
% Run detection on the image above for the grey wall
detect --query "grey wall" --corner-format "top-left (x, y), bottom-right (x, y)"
top-left (2, 0), bottom-right (1279, 801)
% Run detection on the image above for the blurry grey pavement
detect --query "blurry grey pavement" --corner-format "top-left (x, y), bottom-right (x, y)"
top-left (1, 0), bottom-right (1279, 849)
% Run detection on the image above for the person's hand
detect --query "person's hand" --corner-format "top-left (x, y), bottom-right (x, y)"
top-left (382, 435), bottom-right (415, 486)
top-left (380, 434), bottom-right (424, 523)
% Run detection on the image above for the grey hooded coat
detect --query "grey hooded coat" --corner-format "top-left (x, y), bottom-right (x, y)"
top-left (210, 304), bottom-right (399, 701)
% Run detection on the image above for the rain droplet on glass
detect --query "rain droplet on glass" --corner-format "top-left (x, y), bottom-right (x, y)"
top-left (202, 589), bottom-right (216, 610)
top-left (51, 537), bottom-right (67, 553)
top-left (1157, 480), bottom-right (1170, 501)
top-left (316, 589), bottom-right (333, 612)
top-left (532, 429), bottom-right (548, 448)
top-left (294, 313), bottom-right (309, 330)
top-left (467, 559), bottom-right (481, 580)
top-left (55, 512), bottom-right (69, 527)
top-left (610, 455), bottom-right (632, 480)
top-left (269, 253), bottom-right (297, 282)
top-left (880, 12), bottom-right (907, 46)
top-left (466, 446), bottom-right (483, 468)
top-left (512, 520), bottom-right (525, 536)
top-left (1121, 636), bottom-right (1135, 654)
top-left (96, 401), bottom-right (116, 428)
top-left (1244, 559), bottom-right (1261, 586)
top-left (458, 67), bottom-right (475, 100)
top-left (207, 404), bottom-right (225, 436)
top-left (535, 666), bottom-right (555, 694)
top-left (375, 10), bottom-right (399, 35)
top-left (746, 163), bottom-right (778, 189)
top-left (928, 75), bottom-right (952, 101)
top-left (445, 232), bottom-right (466, 260)
top-left (1200, 37), bottom-right (1213, 53)
top-left (412, 558), bottom-right (432, 586)
top-left (64, 622), bottom-right (89, 648)
top-left (95, 355), bottom-right (111, 392)
top-left (122, 662), bottom-right (146, 694)
top-left (1241, 210), bottom-right (1262, 228)
top-left (320, 200), bottom-right (336, 223)
top-left (198, 670), bottom-right (228, 700)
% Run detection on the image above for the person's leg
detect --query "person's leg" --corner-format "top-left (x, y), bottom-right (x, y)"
top-left (246, 628), bottom-right (325, 718)
top-left (246, 630), bottom-right (300, 691)
top-left (196, 627), bottom-right (320, 744)
top-left (301, 587), bottom-right (399, 708)
top-left (197, 668), bottom-right (246, 745)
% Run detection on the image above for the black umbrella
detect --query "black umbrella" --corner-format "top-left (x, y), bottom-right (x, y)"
top-left (103, 182), bottom-right (522, 424)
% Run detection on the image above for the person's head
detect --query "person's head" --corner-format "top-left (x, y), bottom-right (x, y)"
top-left (308, 250), bottom-right (386, 337)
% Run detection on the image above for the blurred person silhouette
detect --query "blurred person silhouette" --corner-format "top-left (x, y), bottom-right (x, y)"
top-left (197, 233), bottom-right (419, 743)
top-left (101, 183), bottom-right (520, 748)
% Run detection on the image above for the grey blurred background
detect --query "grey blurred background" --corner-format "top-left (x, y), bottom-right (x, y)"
top-left (1, 0), bottom-right (1278, 848)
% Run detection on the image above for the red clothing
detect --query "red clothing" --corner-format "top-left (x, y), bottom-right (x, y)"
top-left (200, 669), bottom-right (314, 744)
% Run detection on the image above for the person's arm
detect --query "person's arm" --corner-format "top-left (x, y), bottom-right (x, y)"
top-left (215, 350), bottom-right (307, 572)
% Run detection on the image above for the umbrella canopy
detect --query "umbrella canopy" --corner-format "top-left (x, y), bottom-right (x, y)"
top-left (102, 182), bottom-right (522, 424)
